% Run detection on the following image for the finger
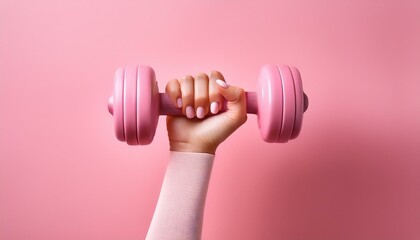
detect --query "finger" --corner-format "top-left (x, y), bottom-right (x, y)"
top-left (165, 79), bottom-right (182, 108)
top-left (209, 71), bottom-right (225, 114)
top-left (194, 73), bottom-right (210, 119)
top-left (180, 75), bottom-right (195, 119)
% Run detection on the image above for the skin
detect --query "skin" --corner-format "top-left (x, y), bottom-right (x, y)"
top-left (146, 71), bottom-right (247, 239)
top-left (165, 71), bottom-right (248, 154)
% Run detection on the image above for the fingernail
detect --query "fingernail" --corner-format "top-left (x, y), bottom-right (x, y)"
top-left (176, 98), bottom-right (182, 108)
top-left (186, 106), bottom-right (195, 119)
top-left (210, 102), bottom-right (219, 114)
top-left (196, 106), bottom-right (205, 119)
top-left (216, 79), bottom-right (229, 89)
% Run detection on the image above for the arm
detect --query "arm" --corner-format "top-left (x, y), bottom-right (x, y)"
top-left (145, 152), bottom-right (214, 240)
top-left (146, 71), bottom-right (247, 240)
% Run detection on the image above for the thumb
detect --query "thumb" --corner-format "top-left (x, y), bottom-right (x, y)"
top-left (215, 79), bottom-right (244, 103)
top-left (215, 79), bottom-right (247, 124)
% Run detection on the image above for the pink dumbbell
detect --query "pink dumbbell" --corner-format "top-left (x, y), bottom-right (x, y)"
top-left (108, 64), bottom-right (309, 145)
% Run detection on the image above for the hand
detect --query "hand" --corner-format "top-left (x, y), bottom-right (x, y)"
top-left (165, 71), bottom-right (247, 154)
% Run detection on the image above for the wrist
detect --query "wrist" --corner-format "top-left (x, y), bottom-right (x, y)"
top-left (169, 141), bottom-right (217, 155)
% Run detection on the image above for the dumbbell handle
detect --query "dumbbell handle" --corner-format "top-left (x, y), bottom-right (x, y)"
top-left (159, 92), bottom-right (258, 115)
top-left (158, 92), bottom-right (308, 116)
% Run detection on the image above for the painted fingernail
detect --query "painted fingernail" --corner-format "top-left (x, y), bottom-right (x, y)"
top-left (186, 106), bottom-right (195, 119)
top-left (176, 98), bottom-right (182, 108)
top-left (196, 106), bottom-right (205, 119)
top-left (210, 102), bottom-right (219, 114)
top-left (216, 79), bottom-right (229, 89)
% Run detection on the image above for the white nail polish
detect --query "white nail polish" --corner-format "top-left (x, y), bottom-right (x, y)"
top-left (177, 98), bottom-right (182, 108)
top-left (210, 102), bottom-right (219, 114)
top-left (216, 79), bottom-right (229, 89)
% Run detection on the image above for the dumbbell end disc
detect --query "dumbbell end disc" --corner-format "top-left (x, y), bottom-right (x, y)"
top-left (304, 92), bottom-right (309, 112)
top-left (108, 96), bottom-right (114, 115)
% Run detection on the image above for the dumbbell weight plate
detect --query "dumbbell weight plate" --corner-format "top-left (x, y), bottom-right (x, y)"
top-left (277, 65), bottom-right (296, 143)
top-left (124, 66), bottom-right (139, 145)
top-left (136, 65), bottom-right (160, 145)
top-left (257, 64), bottom-right (284, 143)
top-left (290, 66), bottom-right (303, 139)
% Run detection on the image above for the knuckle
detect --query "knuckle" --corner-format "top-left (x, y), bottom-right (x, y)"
top-left (235, 87), bottom-right (245, 97)
top-left (167, 88), bottom-right (179, 96)
top-left (195, 72), bottom-right (209, 80)
top-left (210, 70), bottom-right (223, 77)
top-left (210, 70), bottom-right (224, 80)
top-left (165, 79), bottom-right (178, 90)
top-left (180, 75), bottom-right (193, 84)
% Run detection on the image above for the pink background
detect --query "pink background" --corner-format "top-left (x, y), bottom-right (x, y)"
top-left (1, 0), bottom-right (420, 239)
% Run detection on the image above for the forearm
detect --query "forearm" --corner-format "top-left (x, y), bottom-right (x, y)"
top-left (146, 151), bottom-right (215, 240)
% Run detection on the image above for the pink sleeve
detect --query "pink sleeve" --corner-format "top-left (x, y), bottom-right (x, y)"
top-left (145, 151), bottom-right (215, 240)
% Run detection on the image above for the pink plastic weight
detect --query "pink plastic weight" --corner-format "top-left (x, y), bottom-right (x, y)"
top-left (290, 66), bottom-right (304, 139)
top-left (136, 66), bottom-right (159, 145)
top-left (108, 64), bottom-right (309, 145)
top-left (257, 64), bottom-right (283, 143)
top-left (124, 66), bottom-right (139, 145)
top-left (277, 65), bottom-right (296, 143)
